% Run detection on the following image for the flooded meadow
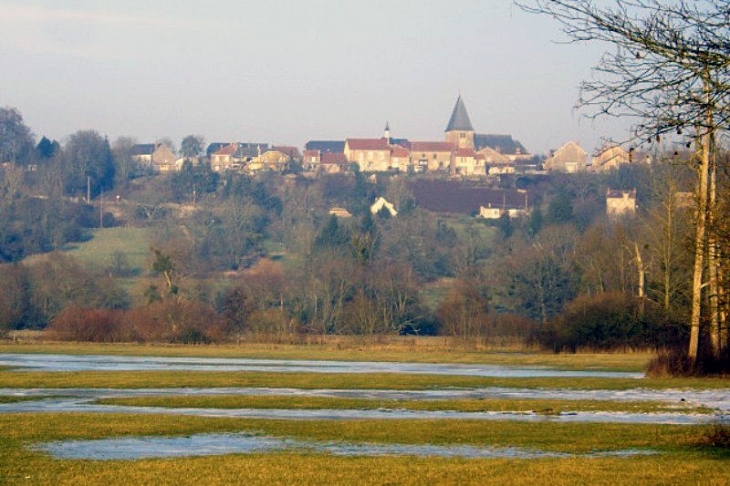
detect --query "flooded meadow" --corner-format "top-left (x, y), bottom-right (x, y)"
top-left (1, 352), bottom-right (728, 461)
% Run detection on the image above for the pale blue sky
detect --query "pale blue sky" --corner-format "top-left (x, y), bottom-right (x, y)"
top-left (1, 1), bottom-right (631, 155)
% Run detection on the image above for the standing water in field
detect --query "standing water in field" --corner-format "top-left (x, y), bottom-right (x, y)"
top-left (35, 432), bottom-right (659, 461)
top-left (1, 353), bottom-right (728, 425)
top-left (0, 353), bottom-right (644, 378)
top-left (1, 386), bottom-right (728, 425)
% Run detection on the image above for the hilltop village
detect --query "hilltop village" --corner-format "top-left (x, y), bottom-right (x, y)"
top-left (128, 96), bottom-right (645, 218)
top-left (138, 96), bottom-right (640, 178)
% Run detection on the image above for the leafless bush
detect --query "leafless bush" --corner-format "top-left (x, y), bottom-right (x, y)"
top-left (127, 300), bottom-right (226, 344)
top-left (47, 306), bottom-right (133, 342)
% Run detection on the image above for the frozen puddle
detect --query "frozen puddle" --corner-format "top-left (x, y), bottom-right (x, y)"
top-left (1, 353), bottom-right (727, 425)
top-left (36, 432), bottom-right (658, 461)
top-left (1, 386), bottom-right (729, 424)
top-left (0, 353), bottom-right (643, 378)
top-left (3, 386), bottom-right (728, 411)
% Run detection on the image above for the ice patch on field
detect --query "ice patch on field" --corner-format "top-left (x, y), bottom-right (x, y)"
top-left (36, 432), bottom-right (659, 461)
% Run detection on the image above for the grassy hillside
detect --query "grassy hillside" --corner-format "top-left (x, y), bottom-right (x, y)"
top-left (63, 227), bottom-right (154, 275)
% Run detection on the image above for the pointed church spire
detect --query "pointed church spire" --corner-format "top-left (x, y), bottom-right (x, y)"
top-left (445, 95), bottom-right (474, 132)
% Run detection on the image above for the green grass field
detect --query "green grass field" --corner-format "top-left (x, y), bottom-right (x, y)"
top-left (95, 395), bottom-right (714, 415)
top-left (1, 414), bottom-right (729, 485)
top-left (1, 369), bottom-right (727, 391)
top-left (63, 227), bottom-right (154, 273)
top-left (1, 343), bottom-right (729, 485)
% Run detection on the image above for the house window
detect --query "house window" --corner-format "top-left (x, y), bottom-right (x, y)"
top-left (433, 154), bottom-right (437, 160)
top-left (460, 133), bottom-right (465, 139)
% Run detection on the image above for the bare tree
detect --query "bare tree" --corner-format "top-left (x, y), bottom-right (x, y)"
top-left (520, 0), bottom-right (730, 362)
top-left (639, 157), bottom-right (694, 315)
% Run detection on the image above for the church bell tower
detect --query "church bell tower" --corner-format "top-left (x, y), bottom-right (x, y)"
top-left (445, 95), bottom-right (475, 149)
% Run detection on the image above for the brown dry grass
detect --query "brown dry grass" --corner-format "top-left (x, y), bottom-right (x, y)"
top-left (0, 336), bottom-right (655, 372)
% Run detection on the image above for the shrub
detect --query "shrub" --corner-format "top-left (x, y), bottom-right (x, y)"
top-left (47, 306), bottom-right (133, 342)
top-left (535, 292), bottom-right (686, 352)
top-left (647, 346), bottom-right (730, 377)
top-left (127, 300), bottom-right (226, 344)
top-left (436, 278), bottom-right (491, 340)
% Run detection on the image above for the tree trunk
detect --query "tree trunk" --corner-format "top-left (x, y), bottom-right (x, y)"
top-left (634, 242), bottom-right (646, 317)
top-left (708, 139), bottom-right (720, 358)
top-left (688, 83), bottom-right (713, 361)
top-left (719, 263), bottom-right (728, 352)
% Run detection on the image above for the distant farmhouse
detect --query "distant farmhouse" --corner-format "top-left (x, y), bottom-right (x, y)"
top-left (591, 145), bottom-right (652, 172)
top-left (304, 141), bottom-right (348, 172)
top-left (544, 142), bottom-right (651, 174)
top-left (208, 143), bottom-right (269, 171)
top-left (606, 189), bottom-right (637, 217)
top-left (591, 145), bottom-right (631, 172)
top-left (131, 143), bottom-right (177, 173)
top-left (344, 138), bottom-right (392, 172)
top-left (543, 141), bottom-right (588, 173)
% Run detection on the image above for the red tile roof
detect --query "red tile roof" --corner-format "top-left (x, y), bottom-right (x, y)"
top-left (321, 152), bottom-right (347, 164)
top-left (391, 145), bottom-right (410, 157)
top-left (455, 148), bottom-right (476, 157)
top-left (346, 138), bottom-right (391, 151)
top-left (410, 141), bottom-right (455, 153)
top-left (213, 143), bottom-right (238, 156)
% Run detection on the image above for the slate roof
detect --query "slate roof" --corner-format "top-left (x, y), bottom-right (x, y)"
top-left (390, 138), bottom-right (410, 147)
top-left (238, 143), bottom-right (269, 158)
top-left (130, 144), bottom-right (156, 156)
top-left (473, 134), bottom-right (528, 156)
top-left (445, 95), bottom-right (474, 132)
top-left (305, 140), bottom-right (345, 153)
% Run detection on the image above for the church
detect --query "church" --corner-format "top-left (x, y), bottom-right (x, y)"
top-left (318, 95), bottom-right (530, 175)
top-left (445, 95), bottom-right (530, 162)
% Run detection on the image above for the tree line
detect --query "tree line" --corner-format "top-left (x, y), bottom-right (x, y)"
top-left (0, 141), bottom-right (719, 363)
